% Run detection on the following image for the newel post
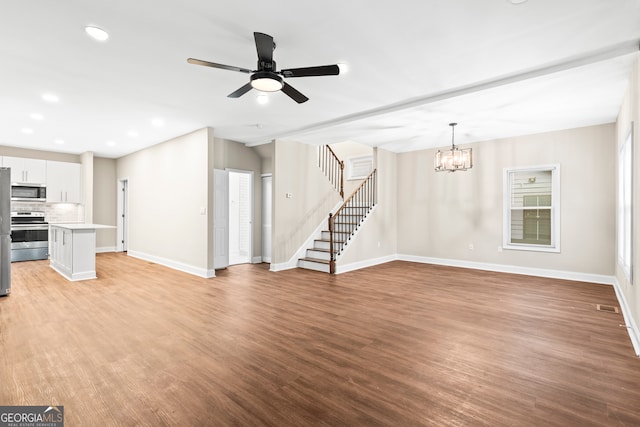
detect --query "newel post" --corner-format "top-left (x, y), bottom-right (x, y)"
top-left (328, 213), bottom-right (335, 274)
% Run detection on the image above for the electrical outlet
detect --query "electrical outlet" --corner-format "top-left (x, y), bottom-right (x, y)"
top-left (468, 244), bottom-right (474, 251)
top-left (286, 192), bottom-right (293, 198)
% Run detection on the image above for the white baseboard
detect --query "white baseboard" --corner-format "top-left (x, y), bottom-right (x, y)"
top-left (397, 254), bottom-right (615, 285)
top-left (335, 254), bottom-right (397, 274)
top-left (252, 256), bottom-right (263, 264)
top-left (96, 246), bottom-right (116, 253)
top-left (612, 278), bottom-right (640, 357)
top-left (127, 250), bottom-right (215, 278)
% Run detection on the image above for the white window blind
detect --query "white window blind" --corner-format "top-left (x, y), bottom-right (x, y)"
top-left (503, 165), bottom-right (560, 252)
top-left (347, 155), bottom-right (373, 180)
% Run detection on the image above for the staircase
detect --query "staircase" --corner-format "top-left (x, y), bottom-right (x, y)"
top-left (298, 168), bottom-right (377, 274)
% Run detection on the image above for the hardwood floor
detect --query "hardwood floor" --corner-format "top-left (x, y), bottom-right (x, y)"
top-left (1, 253), bottom-right (639, 426)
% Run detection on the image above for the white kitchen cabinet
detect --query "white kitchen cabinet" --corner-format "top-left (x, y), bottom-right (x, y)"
top-left (50, 224), bottom-right (115, 281)
top-left (2, 156), bottom-right (46, 184)
top-left (50, 227), bottom-right (74, 275)
top-left (46, 161), bottom-right (82, 203)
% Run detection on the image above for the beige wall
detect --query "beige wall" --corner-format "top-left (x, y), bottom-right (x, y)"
top-left (272, 139), bottom-right (342, 264)
top-left (213, 137), bottom-right (263, 260)
top-left (615, 56), bottom-right (640, 334)
top-left (93, 157), bottom-right (117, 249)
top-left (397, 123), bottom-right (615, 276)
top-left (337, 148), bottom-right (398, 267)
top-left (252, 142), bottom-right (274, 174)
top-left (81, 152), bottom-right (93, 223)
top-left (0, 146), bottom-right (80, 163)
top-left (116, 128), bottom-right (211, 272)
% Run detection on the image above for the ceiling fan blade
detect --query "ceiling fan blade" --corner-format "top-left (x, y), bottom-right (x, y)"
top-left (254, 32), bottom-right (274, 65)
top-left (281, 82), bottom-right (309, 104)
top-left (281, 64), bottom-right (340, 78)
top-left (228, 83), bottom-right (253, 98)
top-left (187, 58), bottom-right (252, 74)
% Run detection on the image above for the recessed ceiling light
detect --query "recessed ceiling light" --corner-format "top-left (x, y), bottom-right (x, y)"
top-left (85, 26), bottom-right (109, 41)
top-left (151, 118), bottom-right (164, 127)
top-left (54, 139), bottom-right (65, 145)
top-left (22, 128), bottom-right (34, 134)
top-left (508, 0), bottom-right (528, 4)
top-left (106, 140), bottom-right (116, 147)
top-left (30, 113), bottom-right (44, 120)
top-left (42, 93), bottom-right (59, 103)
top-left (257, 94), bottom-right (269, 105)
top-left (127, 131), bottom-right (139, 137)
top-left (338, 63), bottom-right (349, 74)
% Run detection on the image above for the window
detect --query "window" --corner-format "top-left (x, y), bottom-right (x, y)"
top-left (503, 164), bottom-right (560, 252)
top-left (347, 155), bottom-right (374, 180)
top-left (618, 123), bottom-right (633, 283)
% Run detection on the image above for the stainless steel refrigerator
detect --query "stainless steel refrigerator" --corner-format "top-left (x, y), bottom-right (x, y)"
top-left (0, 167), bottom-right (10, 296)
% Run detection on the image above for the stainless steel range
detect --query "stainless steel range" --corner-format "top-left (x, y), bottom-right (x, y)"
top-left (10, 211), bottom-right (49, 262)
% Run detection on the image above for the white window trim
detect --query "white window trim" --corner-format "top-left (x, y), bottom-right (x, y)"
top-left (617, 122), bottom-right (633, 283)
top-left (503, 164), bottom-right (561, 253)
top-left (347, 155), bottom-right (374, 181)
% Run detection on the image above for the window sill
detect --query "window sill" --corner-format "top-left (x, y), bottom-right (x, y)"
top-left (503, 244), bottom-right (560, 253)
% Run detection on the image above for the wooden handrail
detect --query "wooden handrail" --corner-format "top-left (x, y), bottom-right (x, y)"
top-left (328, 168), bottom-right (377, 274)
top-left (318, 145), bottom-right (344, 199)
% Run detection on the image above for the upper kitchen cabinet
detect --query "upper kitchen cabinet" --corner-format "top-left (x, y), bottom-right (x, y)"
top-left (2, 156), bottom-right (46, 184)
top-left (46, 161), bottom-right (82, 203)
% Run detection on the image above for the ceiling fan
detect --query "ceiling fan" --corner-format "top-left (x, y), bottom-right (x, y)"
top-left (187, 32), bottom-right (340, 104)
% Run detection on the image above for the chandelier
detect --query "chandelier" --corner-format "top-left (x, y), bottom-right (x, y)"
top-left (434, 123), bottom-right (472, 172)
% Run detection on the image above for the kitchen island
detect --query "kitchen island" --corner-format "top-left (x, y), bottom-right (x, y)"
top-left (49, 224), bottom-right (115, 281)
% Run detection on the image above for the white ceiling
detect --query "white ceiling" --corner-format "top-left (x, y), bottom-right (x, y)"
top-left (1, 0), bottom-right (639, 158)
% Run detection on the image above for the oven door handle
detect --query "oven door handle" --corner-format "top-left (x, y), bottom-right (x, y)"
top-left (11, 225), bottom-right (50, 231)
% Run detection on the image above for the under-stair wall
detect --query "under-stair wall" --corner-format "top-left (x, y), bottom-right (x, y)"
top-left (332, 148), bottom-right (398, 273)
top-left (271, 140), bottom-right (342, 266)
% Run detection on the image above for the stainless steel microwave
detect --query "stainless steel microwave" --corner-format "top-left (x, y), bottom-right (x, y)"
top-left (11, 184), bottom-right (46, 202)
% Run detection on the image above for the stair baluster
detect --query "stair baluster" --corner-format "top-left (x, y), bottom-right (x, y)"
top-left (328, 169), bottom-right (377, 274)
top-left (318, 145), bottom-right (344, 199)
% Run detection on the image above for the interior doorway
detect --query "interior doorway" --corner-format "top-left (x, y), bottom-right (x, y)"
top-left (117, 178), bottom-right (128, 252)
top-left (228, 170), bottom-right (253, 265)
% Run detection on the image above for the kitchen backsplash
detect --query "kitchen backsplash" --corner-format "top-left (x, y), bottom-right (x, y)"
top-left (11, 201), bottom-right (84, 223)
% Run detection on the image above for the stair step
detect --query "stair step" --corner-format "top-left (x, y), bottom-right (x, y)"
top-left (306, 248), bottom-right (333, 261)
top-left (298, 257), bottom-right (331, 273)
top-left (309, 247), bottom-right (337, 253)
top-left (314, 239), bottom-right (344, 251)
top-left (300, 257), bottom-right (330, 264)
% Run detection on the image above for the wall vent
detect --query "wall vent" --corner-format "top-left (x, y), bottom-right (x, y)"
top-left (596, 304), bottom-right (619, 313)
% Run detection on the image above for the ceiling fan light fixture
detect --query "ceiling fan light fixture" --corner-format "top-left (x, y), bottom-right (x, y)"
top-left (250, 72), bottom-right (284, 92)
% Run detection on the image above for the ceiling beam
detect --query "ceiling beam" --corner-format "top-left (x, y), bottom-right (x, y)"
top-left (247, 39), bottom-right (639, 147)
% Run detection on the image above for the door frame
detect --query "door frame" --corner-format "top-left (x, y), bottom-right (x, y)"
top-left (261, 173), bottom-right (272, 264)
top-left (116, 178), bottom-right (129, 252)
top-left (227, 168), bottom-right (254, 265)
